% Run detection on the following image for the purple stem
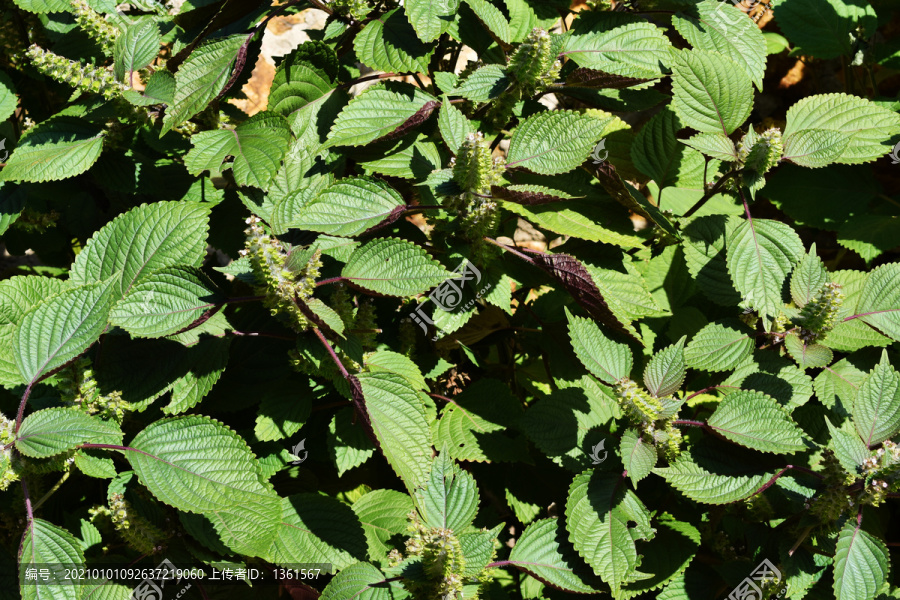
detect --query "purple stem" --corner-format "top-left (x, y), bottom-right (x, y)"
top-left (22, 480), bottom-right (33, 522)
top-left (316, 277), bottom-right (346, 287)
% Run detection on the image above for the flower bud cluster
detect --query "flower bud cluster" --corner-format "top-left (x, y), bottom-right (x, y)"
top-left (71, 0), bottom-right (120, 55)
top-left (26, 45), bottom-right (125, 99)
top-left (109, 492), bottom-right (167, 555)
top-left (796, 282), bottom-right (844, 342)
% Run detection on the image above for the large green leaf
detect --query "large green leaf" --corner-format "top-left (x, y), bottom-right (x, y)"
top-left (114, 18), bottom-right (160, 82)
top-left (352, 489), bottom-right (413, 561)
top-left (774, 0), bottom-right (877, 59)
top-left (341, 238), bottom-right (453, 296)
top-left (670, 49), bottom-right (752, 135)
top-left (833, 520), bottom-right (889, 600)
top-left (70, 201), bottom-right (210, 298)
top-left (654, 456), bottom-right (774, 504)
top-left (853, 351), bottom-right (900, 448)
top-left (506, 110), bottom-right (612, 175)
top-left (465, 0), bottom-right (511, 44)
top-left (507, 518), bottom-right (600, 594)
top-left (782, 128), bottom-right (850, 168)
top-left (566, 470), bottom-right (655, 593)
top-left (0, 117), bottom-right (105, 183)
top-left (16, 408), bottom-right (123, 458)
top-left (358, 372), bottom-right (432, 492)
top-left (415, 450), bottom-right (479, 533)
top-left (726, 218), bottom-right (804, 318)
top-left (684, 320), bottom-right (754, 372)
top-left (707, 390), bottom-right (808, 453)
top-left (405, 0), bottom-right (456, 42)
top-left (563, 20), bottom-right (671, 79)
top-left (321, 562), bottom-right (391, 600)
top-left (327, 82), bottom-right (438, 147)
top-left (184, 114), bottom-right (292, 189)
top-left (19, 519), bottom-right (85, 600)
top-left (567, 309), bottom-right (633, 384)
top-left (672, 0), bottom-right (767, 89)
top-left (11, 0), bottom-right (69, 12)
top-left (855, 263), bottom-right (900, 342)
top-left (783, 94), bottom-right (900, 164)
top-left (14, 280), bottom-right (116, 385)
top-left (289, 177), bottom-right (405, 237)
top-left (354, 8), bottom-right (435, 73)
top-left (162, 35), bottom-right (246, 133)
top-left (269, 494), bottom-right (367, 569)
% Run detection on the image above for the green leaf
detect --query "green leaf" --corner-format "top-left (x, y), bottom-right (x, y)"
top-left (19, 519), bottom-right (85, 600)
top-left (564, 20), bottom-right (671, 79)
top-left (507, 518), bottom-right (601, 594)
top-left (365, 350), bottom-right (427, 391)
top-left (70, 201), bottom-right (210, 298)
top-left (821, 270), bottom-right (892, 352)
top-left (438, 96), bottom-right (475, 154)
top-left (856, 263), bottom-right (900, 342)
top-left (643, 336), bottom-right (686, 398)
top-left (405, 0), bottom-right (456, 42)
top-left (784, 333), bottom-right (834, 369)
top-left (16, 408), bottom-right (123, 458)
top-left (791, 245), bottom-right (829, 307)
top-left (727, 218), bottom-right (804, 318)
top-left (328, 406), bottom-right (375, 476)
top-left (163, 336), bottom-right (231, 413)
top-left (567, 308), bottom-right (633, 384)
top-left (825, 417), bottom-right (869, 477)
top-left (290, 177), bottom-right (405, 237)
top-left (354, 9), bottom-right (435, 73)
top-left (185, 114), bottom-right (291, 189)
top-left (465, 0), bottom-right (511, 44)
top-left (707, 390), bottom-right (808, 453)
top-left (269, 494), bottom-right (367, 569)
top-left (853, 351), bottom-right (900, 447)
top-left (566, 470), bottom-right (655, 592)
top-left (782, 128), bottom-right (850, 168)
top-left (162, 34), bottom-right (246, 132)
top-left (618, 517), bottom-right (701, 599)
top-left (0, 117), bottom-right (105, 183)
top-left (359, 136), bottom-right (441, 180)
top-left (684, 320), bottom-right (754, 372)
top-left (341, 238), bottom-right (453, 296)
top-left (456, 65), bottom-right (509, 102)
top-left (12, 0), bottom-right (69, 12)
top-left (783, 94), bottom-right (900, 164)
top-left (321, 562), bottom-right (390, 600)
top-left (682, 215), bottom-right (742, 306)
top-left (0, 276), bottom-right (69, 326)
top-left (358, 372), bottom-right (432, 492)
top-left (126, 415), bottom-right (280, 556)
top-left (415, 450), bottom-right (479, 532)
top-left (774, 0), bottom-right (877, 59)
top-left (14, 280), bottom-right (116, 385)
top-left (0, 72), bottom-right (18, 123)
top-left (499, 199), bottom-right (643, 248)
top-left (654, 456), bottom-right (774, 504)
top-left (837, 214), bottom-right (900, 264)
top-left (680, 132), bottom-right (739, 162)
top-left (73, 449), bottom-right (117, 479)
top-left (108, 266), bottom-right (221, 338)
top-left (327, 82), bottom-right (438, 147)
top-left (620, 428), bottom-right (657, 487)
top-left (672, 0), bottom-right (767, 89)
top-left (506, 110), bottom-right (613, 175)
top-left (670, 49), bottom-right (753, 135)
top-left (833, 520), bottom-right (889, 600)
top-left (631, 107), bottom-right (693, 188)
top-left (114, 18), bottom-right (160, 82)
top-left (352, 489), bottom-right (414, 561)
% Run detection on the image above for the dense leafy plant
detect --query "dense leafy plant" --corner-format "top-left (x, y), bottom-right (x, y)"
top-left (1, 0), bottom-right (900, 598)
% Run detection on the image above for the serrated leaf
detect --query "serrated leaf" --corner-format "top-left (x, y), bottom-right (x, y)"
top-left (73, 449), bottom-right (117, 479)
top-left (621, 428), bottom-right (657, 487)
top-left (352, 489), bottom-right (413, 562)
top-left (359, 136), bottom-right (441, 180)
top-left (466, 0), bottom-right (511, 43)
top-left (825, 417), bottom-right (869, 477)
top-left (19, 519), bottom-right (85, 600)
top-left (341, 238), bottom-right (453, 296)
top-left (775, 0), bottom-right (877, 60)
top-left (685, 320), bottom-right (754, 372)
top-left (707, 390), bottom-right (808, 453)
top-left (782, 128), bottom-right (851, 168)
top-left (114, 18), bottom-right (160, 82)
top-left (365, 350), bottom-right (427, 391)
top-left (125, 415), bottom-right (279, 555)
top-left (672, 0), bottom-right (767, 89)
top-left (643, 336), bottom-right (686, 398)
top-left (291, 177), bottom-right (406, 237)
top-left (631, 107), bottom-right (692, 188)
top-left (321, 562), bottom-right (390, 600)
top-left (680, 132), bottom-right (739, 162)
top-left (358, 372), bottom-right (432, 492)
top-left (162, 35), bottom-right (246, 133)
top-left (670, 49), bottom-right (752, 135)
top-left (791, 245), bottom-right (828, 308)
top-left (834, 520), bottom-right (889, 600)
top-left (494, 184), bottom-right (578, 205)
top-left (14, 280), bottom-right (116, 385)
top-left (506, 110), bottom-right (612, 175)
top-left (0, 72), bottom-right (18, 123)
top-left (618, 517), bottom-right (701, 599)
top-left (654, 456), bottom-right (774, 504)
top-left (109, 266), bottom-right (222, 338)
top-left (682, 215), bottom-right (742, 306)
top-left (566, 470), bottom-right (655, 592)
top-left (456, 65), bottom-right (509, 102)
top-left (564, 20), bottom-right (671, 79)
top-left (328, 407), bottom-right (376, 476)
top-left (438, 96), bottom-right (474, 154)
top-left (16, 408), bottom-right (123, 458)
top-left (567, 308), bottom-right (633, 384)
top-left (856, 263), bottom-right (900, 342)
top-left (415, 450), bottom-right (479, 532)
top-left (70, 201), bottom-right (210, 298)
top-left (784, 333), bottom-right (833, 369)
top-left (269, 494), bottom-right (367, 569)
top-left (0, 276), bottom-right (69, 325)
top-left (354, 9), bottom-right (435, 73)
top-left (0, 117), bottom-right (105, 183)
top-left (507, 518), bottom-right (601, 594)
top-left (499, 199), bottom-right (643, 247)
top-left (783, 94), bottom-right (900, 164)
top-left (405, 0), bottom-right (456, 42)
top-left (163, 336), bottom-right (230, 414)
top-left (327, 82), bottom-right (438, 147)
top-left (727, 218), bottom-right (804, 318)
top-left (853, 351), bottom-right (900, 447)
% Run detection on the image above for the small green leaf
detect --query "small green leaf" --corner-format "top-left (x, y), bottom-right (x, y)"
top-left (114, 18), bottom-right (160, 82)
top-left (415, 450), bottom-right (479, 532)
top-left (784, 332), bottom-right (833, 369)
top-left (853, 350), bottom-right (900, 447)
top-left (465, 0), bottom-right (511, 44)
top-left (621, 428), bottom-right (657, 487)
top-left (684, 320), bottom-right (754, 372)
top-left (791, 245), bottom-right (828, 307)
top-left (670, 49), bottom-right (752, 135)
top-left (856, 263), bottom-right (900, 342)
top-left (341, 238), bottom-right (453, 296)
top-left (16, 408), bottom-right (123, 458)
top-left (405, 0), bottom-right (457, 42)
top-left (438, 96), bottom-right (475, 154)
top-left (707, 390), bottom-right (808, 454)
top-left (566, 308), bottom-right (633, 384)
top-left (825, 417), bottom-right (869, 477)
top-left (680, 132), bottom-right (739, 162)
top-left (1, 117), bottom-right (105, 183)
top-left (352, 489), bottom-right (413, 561)
top-left (321, 562), bottom-right (391, 600)
top-left (643, 336), bottom-right (686, 398)
top-left (833, 520), bottom-right (889, 600)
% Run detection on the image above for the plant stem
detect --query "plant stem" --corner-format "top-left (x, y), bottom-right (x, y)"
top-left (483, 237), bottom-right (537, 264)
top-left (14, 383), bottom-right (34, 434)
top-left (32, 470), bottom-right (70, 512)
top-left (316, 276), bottom-right (346, 287)
top-left (682, 170), bottom-right (738, 218)
top-left (22, 480), bottom-right (33, 522)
